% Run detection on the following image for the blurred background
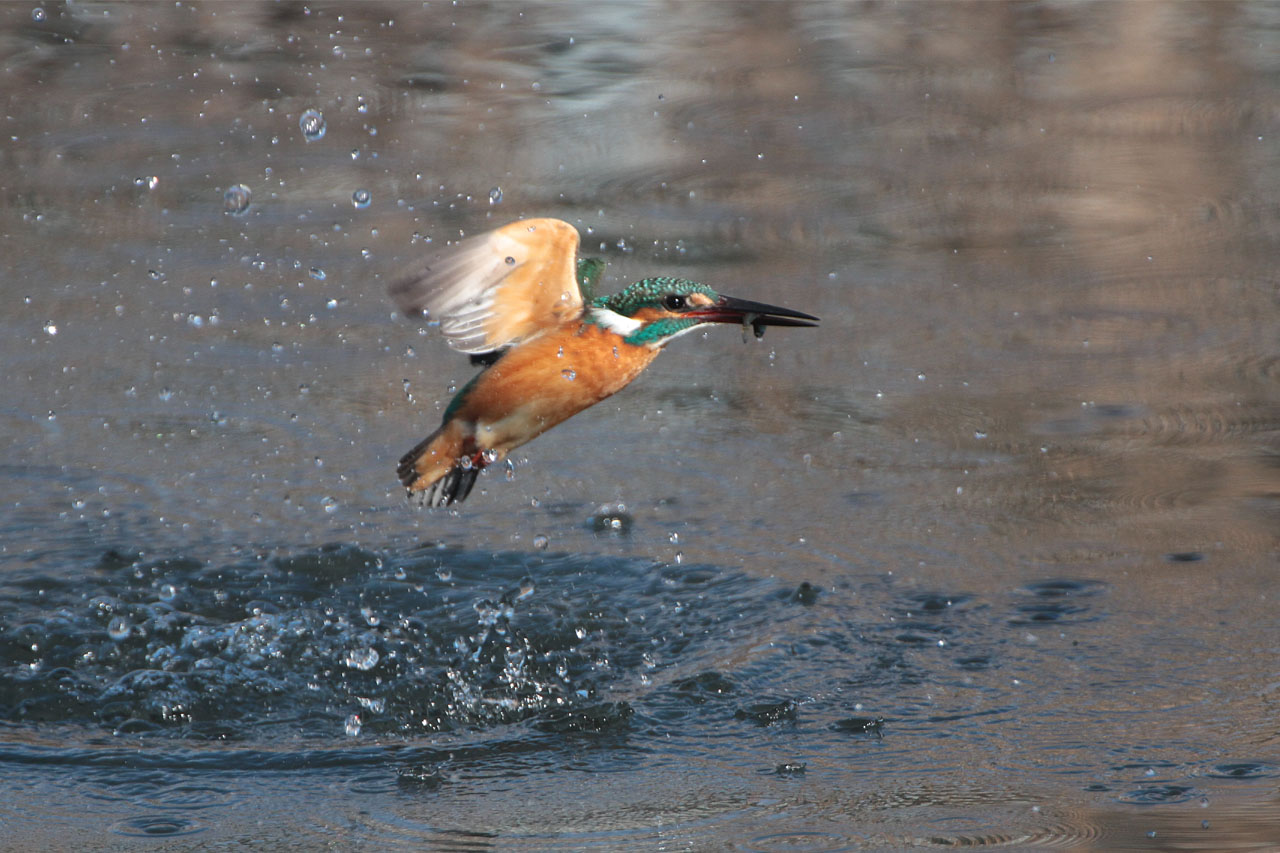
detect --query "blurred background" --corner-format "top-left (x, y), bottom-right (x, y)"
top-left (1, 2), bottom-right (1277, 849)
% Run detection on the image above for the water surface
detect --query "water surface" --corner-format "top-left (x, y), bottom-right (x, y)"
top-left (2, 2), bottom-right (1278, 849)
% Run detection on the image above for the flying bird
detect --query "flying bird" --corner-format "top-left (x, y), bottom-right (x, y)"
top-left (388, 218), bottom-right (819, 507)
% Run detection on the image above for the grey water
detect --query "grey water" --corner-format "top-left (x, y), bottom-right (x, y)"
top-left (2, 2), bottom-right (1279, 849)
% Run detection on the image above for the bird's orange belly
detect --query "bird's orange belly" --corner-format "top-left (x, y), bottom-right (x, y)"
top-left (454, 323), bottom-right (658, 456)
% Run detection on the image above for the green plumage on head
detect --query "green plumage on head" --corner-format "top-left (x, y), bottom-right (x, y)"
top-left (592, 277), bottom-right (716, 316)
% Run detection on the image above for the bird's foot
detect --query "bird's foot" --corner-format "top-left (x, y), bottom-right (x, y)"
top-left (460, 447), bottom-right (499, 472)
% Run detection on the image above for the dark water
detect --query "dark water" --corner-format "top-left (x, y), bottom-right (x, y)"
top-left (2, 2), bottom-right (1279, 849)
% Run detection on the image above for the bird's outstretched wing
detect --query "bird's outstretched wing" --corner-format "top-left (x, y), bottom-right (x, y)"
top-left (388, 218), bottom-right (584, 355)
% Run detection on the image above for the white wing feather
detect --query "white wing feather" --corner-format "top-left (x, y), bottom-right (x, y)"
top-left (388, 219), bottom-right (583, 355)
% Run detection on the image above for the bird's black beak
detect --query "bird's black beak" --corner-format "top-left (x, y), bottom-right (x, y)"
top-left (688, 295), bottom-right (820, 331)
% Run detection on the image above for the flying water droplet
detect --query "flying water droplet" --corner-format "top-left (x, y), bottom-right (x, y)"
top-left (533, 534), bottom-right (549, 550)
top-left (223, 184), bottom-right (252, 215)
top-left (43, 322), bottom-right (57, 336)
top-left (309, 267), bottom-right (326, 281)
top-left (344, 647), bottom-right (380, 671)
top-left (299, 108), bottom-right (326, 141)
top-left (107, 616), bottom-right (132, 641)
top-left (589, 504), bottom-right (633, 535)
top-left (488, 186), bottom-right (503, 204)
top-left (32, 7), bottom-right (46, 22)
top-left (344, 714), bottom-right (362, 736)
top-left (352, 188), bottom-right (371, 209)
top-left (515, 577), bottom-right (536, 601)
top-left (561, 369), bottom-right (576, 381)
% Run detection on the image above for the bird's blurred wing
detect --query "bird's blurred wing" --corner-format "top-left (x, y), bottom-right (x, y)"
top-left (388, 218), bottom-right (584, 354)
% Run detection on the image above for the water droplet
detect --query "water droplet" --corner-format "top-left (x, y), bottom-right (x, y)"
top-left (533, 534), bottom-right (549, 550)
top-left (589, 504), bottom-right (633, 535)
top-left (352, 188), bottom-right (371, 209)
top-left (107, 616), bottom-right (132, 641)
top-left (488, 186), bottom-right (503, 204)
top-left (32, 7), bottom-right (46, 22)
top-left (158, 584), bottom-right (177, 601)
top-left (344, 647), bottom-right (380, 671)
top-left (223, 183), bottom-right (252, 215)
top-left (344, 714), bottom-right (362, 736)
top-left (43, 322), bottom-right (57, 336)
top-left (974, 431), bottom-right (988, 440)
top-left (309, 267), bottom-right (326, 281)
top-left (917, 372), bottom-right (926, 381)
top-left (299, 108), bottom-right (326, 141)
top-left (321, 496), bottom-right (338, 513)
top-left (504, 256), bottom-right (516, 265)
top-left (561, 369), bottom-right (576, 381)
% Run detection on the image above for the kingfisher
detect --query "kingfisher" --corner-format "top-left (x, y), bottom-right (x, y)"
top-left (388, 218), bottom-right (819, 507)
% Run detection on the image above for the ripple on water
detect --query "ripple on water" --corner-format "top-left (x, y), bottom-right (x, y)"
top-left (1008, 578), bottom-right (1106, 626)
top-left (1201, 762), bottom-right (1280, 780)
top-left (109, 814), bottom-right (205, 837)
top-left (741, 831), bottom-right (861, 853)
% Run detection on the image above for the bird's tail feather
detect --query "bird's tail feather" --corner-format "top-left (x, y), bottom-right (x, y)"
top-left (396, 421), bottom-right (482, 507)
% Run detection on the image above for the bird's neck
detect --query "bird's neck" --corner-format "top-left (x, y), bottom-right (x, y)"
top-left (585, 305), bottom-right (643, 337)
top-left (584, 306), bottom-right (698, 349)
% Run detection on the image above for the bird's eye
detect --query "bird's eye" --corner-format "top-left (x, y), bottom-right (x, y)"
top-left (662, 294), bottom-right (687, 311)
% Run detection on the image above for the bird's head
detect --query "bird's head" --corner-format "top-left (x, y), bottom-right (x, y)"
top-left (589, 277), bottom-right (819, 348)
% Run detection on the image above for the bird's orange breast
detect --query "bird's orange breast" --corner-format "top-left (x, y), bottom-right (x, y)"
top-left (449, 321), bottom-right (659, 455)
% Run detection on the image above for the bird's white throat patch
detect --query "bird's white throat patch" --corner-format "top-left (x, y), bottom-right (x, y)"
top-left (588, 306), bottom-right (643, 336)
